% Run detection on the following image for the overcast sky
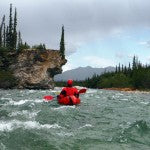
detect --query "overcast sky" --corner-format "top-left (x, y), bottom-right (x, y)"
top-left (1, 0), bottom-right (150, 71)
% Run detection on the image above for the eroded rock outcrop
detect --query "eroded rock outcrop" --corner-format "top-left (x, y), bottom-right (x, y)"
top-left (10, 49), bottom-right (67, 89)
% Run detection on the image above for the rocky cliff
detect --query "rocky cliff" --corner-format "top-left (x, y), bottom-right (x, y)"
top-left (8, 49), bottom-right (67, 89)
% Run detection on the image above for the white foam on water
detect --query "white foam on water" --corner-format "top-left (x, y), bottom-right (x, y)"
top-left (5, 98), bottom-right (43, 106)
top-left (53, 105), bottom-right (76, 110)
top-left (9, 99), bottom-right (30, 105)
top-left (140, 101), bottom-right (149, 105)
top-left (54, 87), bottom-right (62, 91)
top-left (115, 93), bottom-right (124, 96)
top-left (0, 120), bottom-right (62, 132)
top-left (1, 97), bottom-right (12, 100)
top-left (51, 90), bottom-right (59, 93)
top-left (28, 90), bottom-right (35, 93)
top-left (120, 98), bottom-right (129, 101)
top-left (34, 99), bottom-right (42, 103)
top-left (98, 91), bottom-right (103, 94)
top-left (28, 103), bottom-right (35, 108)
top-left (87, 89), bottom-right (97, 94)
top-left (23, 121), bottom-right (61, 130)
top-left (9, 110), bottom-right (40, 119)
top-left (75, 86), bottom-right (86, 90)
top-left (6, 93), bottom-right (11, 95)
top-left (0, 121), bottom-right (14, 131)
top-left (78, 124), bottom-right (93, 129)
top-left (95, 96), bottom-right (100, 99)
top-left (57, 131), bottom-right (73, 137)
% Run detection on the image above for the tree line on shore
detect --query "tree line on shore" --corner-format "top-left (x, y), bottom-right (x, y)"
top-left (55, 56), bottom-right (150, 90)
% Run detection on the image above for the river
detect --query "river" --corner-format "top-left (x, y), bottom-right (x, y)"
top-left (0, 88), bottom-right (150, 150)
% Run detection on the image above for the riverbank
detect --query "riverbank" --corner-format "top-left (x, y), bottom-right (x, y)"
top-left (103, 87), bottom-right (150, 93)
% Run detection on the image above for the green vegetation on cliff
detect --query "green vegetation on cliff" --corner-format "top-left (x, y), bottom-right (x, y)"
top-left (0, 70), bottom-right (17, 88)
top-left (0, 4), bottom-right (66, 89)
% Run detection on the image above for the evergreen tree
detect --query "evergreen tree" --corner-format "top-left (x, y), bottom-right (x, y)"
top-left (115, 65), bottom-right (118, 73)
top-left (13, 8), bottom-right (17, 50)
top-left (0, 18), bottom-right (2, 47)
top-left (132, 55), bottom-right (136, 70)
top-left (132, 55), bottom-right (138, 70)
top-left (128, 62), bottom-right (131, 70)
top-left (32, 43), bottom-right (46, 50)
top-left (43, 44), bottom-right (46, 50)
top-left (3, 18), bottom-right (6, 47)
top-left (124, 66), bottom-right (127, 75)
top-left (0, 15), bottom-right (5, 47)
top-left (60, 25), bottom-right (65, 59)
top-left (8, 3), bottom-right (13, 50)
top-left (73, 56), bottom-right (150, 90)
top-left (21, 42), bottom-right (30, 50)
top-left (17, 31), bottom-right (22, 51)
top-left (127, 62), bottom-right (131, 76)
top-left (138, 61), bottom-right (142, 69)
top-left (145, 64), bottom-right (148, 69)
top-left (121, 64), bottom-right (124, 72)
top-left (118, 63), bottom-right (121, 72)
top-left (6, 26), bottom-right (9, 48)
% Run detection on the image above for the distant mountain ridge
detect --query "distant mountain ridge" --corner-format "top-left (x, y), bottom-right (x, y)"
top-left (54, 66), bottom-right (115, 81)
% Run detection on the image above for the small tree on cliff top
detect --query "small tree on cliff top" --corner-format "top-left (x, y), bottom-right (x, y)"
top-left (7, 4), bottom-right (14, 50)
top-left (0, 15), bottom-right (5, 48)
top-left (1, 4), bottom-right (18, 51)
top-left (60, 25), bottom-right (65, 59)
top-left (13, 7), bottom-right (17, 50)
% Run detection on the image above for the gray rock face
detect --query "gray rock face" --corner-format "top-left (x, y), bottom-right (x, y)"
top-left (10, 49), bottom-right (67, 89)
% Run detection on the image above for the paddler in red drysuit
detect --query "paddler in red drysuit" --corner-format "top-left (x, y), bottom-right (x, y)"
top-left (57, 79), bottom-right (79, 99)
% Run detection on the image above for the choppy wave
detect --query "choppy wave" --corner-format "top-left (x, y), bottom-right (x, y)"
top-left (1, 97), bottom-right (12, 101)
top-left (4, 99), bottom-right (43, 106)
top-left (0, 120), bottom-right (62, 132)
top-left (57, 131), bottom-right (74, 137)
top-left (8, 110), bottom-right (40, 119)
top-left (1, 89), bottom-right (150, 149)
top-left (78, 124), bottom-right (93, 129)
top-left (140, 101), bottom-right (149, 105)
top-left (120, 98), bottom-right (128, 101)
top-left (53, 105), bottom-right (76, 110)
top-left (8, 100), bottom-right (30, 105)
top-left (126, 120), bottom-right (150, 133)
top-left (113, 120), bottom-right (150, 144)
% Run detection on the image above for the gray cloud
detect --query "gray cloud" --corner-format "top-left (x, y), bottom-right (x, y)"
top-left (1, 0), bottom-right (150, 55)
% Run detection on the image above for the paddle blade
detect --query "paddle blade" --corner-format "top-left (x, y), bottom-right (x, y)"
top-left (43, 95), bottom-right (54, 101)
top-left (79, 88), bottom-right (87, 94)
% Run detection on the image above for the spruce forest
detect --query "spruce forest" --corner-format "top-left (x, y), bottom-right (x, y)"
top-left (56, 56), bottom-right (150, 90)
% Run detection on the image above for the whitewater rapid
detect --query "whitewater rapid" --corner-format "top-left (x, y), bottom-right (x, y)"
top-left (0, 88), bottom-right (150, 149)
